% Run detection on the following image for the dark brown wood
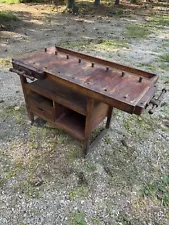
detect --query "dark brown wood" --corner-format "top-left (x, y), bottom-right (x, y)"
top-left (10, 46), bottom-right (160, 154)
top-left (19, 75), bottom-right (34, 124)
top-left (11, 46), bottom-right (158, 115)
top-left (83, 99), bottom-right (94, 154)
top-left (92, 102), bottom-right (109, 130)
top-left (25, 79), bottom-right (87, 116)
top-left (106, 106), bottom-right (113, 129)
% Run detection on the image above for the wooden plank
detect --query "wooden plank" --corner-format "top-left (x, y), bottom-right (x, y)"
top-left (92, 102), bottom-right (109, 130)
top-left (25, 79), bottom-right (87, 116)
top-left (55, 111), bottom-right (85, 141)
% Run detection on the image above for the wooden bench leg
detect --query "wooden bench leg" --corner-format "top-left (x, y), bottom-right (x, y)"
top-left (83, 99), bottom-right (94, 155)
top-left (85, 106), bottom-right (113, 154)
top-left (106, 106), bottom-right (113, 129)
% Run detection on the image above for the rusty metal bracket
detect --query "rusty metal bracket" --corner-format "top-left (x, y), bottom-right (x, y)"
top-left (9, 68), bottom-right (35, 81)
top-left (148, 88), bottom-right (167, 114)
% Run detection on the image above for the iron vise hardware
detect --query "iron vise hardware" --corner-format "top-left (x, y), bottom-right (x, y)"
top-left (9, 68), bottom-right (35, 81)
top-left (148, 88), bottom-right (167, 114)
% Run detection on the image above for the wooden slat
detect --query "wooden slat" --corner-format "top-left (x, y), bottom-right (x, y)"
top-left (25, 79), bottom-right (87, 116)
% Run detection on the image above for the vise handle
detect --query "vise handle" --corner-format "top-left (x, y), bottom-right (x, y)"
top-left (9, 68), bottom-right (35, 81)
top-left (149, 88), bottom-right (167, 114)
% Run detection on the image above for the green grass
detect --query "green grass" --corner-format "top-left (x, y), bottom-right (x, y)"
top-left (0, 11), bottom-right (20, 21)
top-left (159, 53), bottom-right (169, 63)
top-left (125, 24), bottom-right (152, 39)
top-left (158, 53), bottom-right (169, 70)
top-left (0, 58), bottom-right (11, 68)
top-left (148, 15), bottom-right (169, 27)
top-left (61, 39), bottom-right (129, 51)
top-left (141, 174), bottom-right (169, 206)
top-left (0, 0), bottom-right (20, 3)
top-left (138, 62), bottom-right (157, 72)
top-left (69, 186), bottom-right (89, 200)
top-left (68, 211), bottom-right (87, 225)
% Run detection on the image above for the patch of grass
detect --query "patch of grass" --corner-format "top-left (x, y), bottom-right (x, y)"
top-left (68, 211), bottom-right (87, 225)
top-left (159, 53), bottom-right (169, 63)
top-left (0, 105), bottom-right (26, 122)
top-left (141, 174), bottom-right (169, 206)
top-left (0, 58), bottom-right (12, 68)
top-left (157, 53), bottom-right (169, 70)
top-left (138, 62), bottom-right (157, 72)
top-left (66, 148), bottom-right (82, 161)
top-left (0, 0), bottom-right (20, 3)
top-left (0, 11), bottom-right (20, 21)
top-left (94, 39), bottom-right (129, 51)
top-left (125, 24), bottom-right (152, 39)
top-left (148, 15), bottom-right (169, 27)
top-left (69, 186), bottom-right (89, 200)
top-left (104, 135), bottom-right (111, 145)
top-left (61, 39), bottom-right (129, 52)
top-left (84, 162), bottom-right (97, 172)
top-left (123, 115), bottom-right (157, 140)
top-left (117, 212), bottom-right (133, 225)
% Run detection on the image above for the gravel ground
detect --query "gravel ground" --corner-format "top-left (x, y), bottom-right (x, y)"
top-left (0, 3), bottom-right (169, 225)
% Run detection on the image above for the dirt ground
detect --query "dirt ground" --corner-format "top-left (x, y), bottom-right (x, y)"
top-left (0, 2), bottom-right (169, 225)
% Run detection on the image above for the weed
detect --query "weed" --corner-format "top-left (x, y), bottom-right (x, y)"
top-left (69, 211), bottom-right (87, 225)
top-left (141, 174), bottom-right (169, 206)
top-left (69, 186), bottom-right (89, 200)
top-left (104, 135), bottom-right (111, 145)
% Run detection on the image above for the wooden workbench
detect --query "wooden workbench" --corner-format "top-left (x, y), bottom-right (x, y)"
top-left (10, 46), bottom-right (158, 154)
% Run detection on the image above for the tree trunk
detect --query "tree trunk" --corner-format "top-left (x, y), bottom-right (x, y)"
top-left (67, 0), bottom-right (75, 9)
top-left (94, 0), bottom-right (100, 6)
top-left (115, 0), bottom-right (120, 5)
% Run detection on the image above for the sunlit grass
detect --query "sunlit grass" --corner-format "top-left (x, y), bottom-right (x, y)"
top-left (0, 0), bottom-right (20, 3)
top-left (0, 11), bottom-right (20, 21)
top-left (61, 39), bottom-right (129, 51)
top-left (148, 15), bottom-right (169, 27)
top-left (125, 24), bottom-right (152, 39)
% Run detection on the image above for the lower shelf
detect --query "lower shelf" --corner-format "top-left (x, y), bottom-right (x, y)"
top-left (55, 111), bottom-right (85, 141)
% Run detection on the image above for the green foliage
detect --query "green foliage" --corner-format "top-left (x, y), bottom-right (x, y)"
top-left (0, 0), bottom-right (20, 3)
top-left (0, 11), bottom-right (20, 21)
top-left (142, 174), bottom-right (169, 206)
top-left (71, 212), bottom-right (87, 225)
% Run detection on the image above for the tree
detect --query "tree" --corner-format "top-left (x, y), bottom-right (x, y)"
top-left (67, 0), bottom-right (79, 13)
top-left (94, 0), bottom-right (100, 6)
top-left (115, 0), bottom-right (120, 5)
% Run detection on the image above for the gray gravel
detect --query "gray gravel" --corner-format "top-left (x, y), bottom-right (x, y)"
top-left (0, 5), bottom-right (169, 225)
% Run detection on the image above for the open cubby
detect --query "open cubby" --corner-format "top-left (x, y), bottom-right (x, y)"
top-left (23, 78), bottom-right (112, 154)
